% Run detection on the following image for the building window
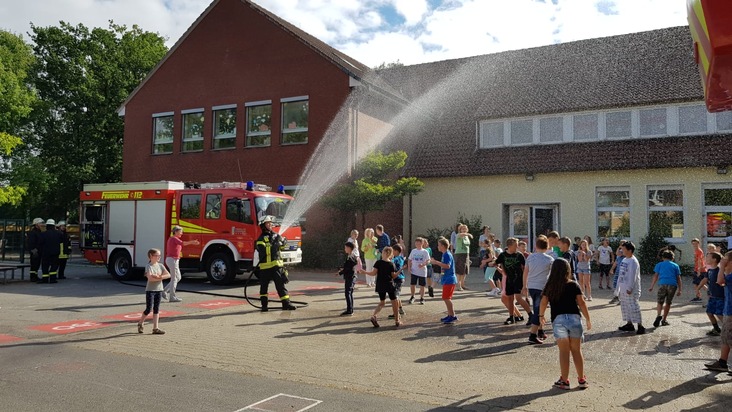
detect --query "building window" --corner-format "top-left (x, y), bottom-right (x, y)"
top-left (678, 105), bottom-right (707, 134)
top-left (182, 110), bottom-right (204, 152)
top-left (479, 121), bottom-right (504, 148)
top-left (246, 103), bottom-right (272, 147)
top-left (704, 185), bottom-right (732, 246)
top-left (281, 97), bottom-right (309, 145)
top-left (639, 107), bottom-right (667, 137)
top-left (717, 111), bottom-right (732, 132)
top-left (152, 112), bottom-right (174, 154)
top-left (573, 113), bottom-right (598, 141)
top-left (213, 106), bottom-right (236, 150)
top-left (596, 187), bottom-right (630, 239)
top-left (180, 194), bottom-right (201, 219)
top-left (539, 117), bottom-right (563, 143)
top-left (606, 111), bottom-right (632, 139)
top-left (510, 119), bottom-right (533, 145)
top-left (648, 186), bottom-right (684, 241)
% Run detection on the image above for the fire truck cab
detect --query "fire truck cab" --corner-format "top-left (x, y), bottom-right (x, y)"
top-left (80, 181), bottom-right (302, 284)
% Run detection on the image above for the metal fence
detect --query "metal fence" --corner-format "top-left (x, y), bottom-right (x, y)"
top-left (0, 219), bottom-right (27, 263)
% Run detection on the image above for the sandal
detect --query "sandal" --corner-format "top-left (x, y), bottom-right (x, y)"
top-left (395, 320), bottom-right (403, 327)
top-left (152, 328), bottom-right (165, 335)
top-left (370, 316), bottom-right (380, 328)
top-left (137, 322), bottom-right (143, 334)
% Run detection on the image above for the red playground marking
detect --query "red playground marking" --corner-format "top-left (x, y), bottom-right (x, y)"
top-left (302, 285), bottom-right (339, 291)
top-left (0, 334), bottom-right (24, 344)
top-left (29, 320), bottom-right (111, 335)
top-left (102, 310), bottom-right (184, 322)
top-left (183, 299), bottom-right (247, 309)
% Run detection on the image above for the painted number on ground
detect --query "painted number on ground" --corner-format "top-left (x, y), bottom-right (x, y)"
top-left (29, 320), bottom-right (111, 335)
top-left (184, 299), bottom-right (246, 309)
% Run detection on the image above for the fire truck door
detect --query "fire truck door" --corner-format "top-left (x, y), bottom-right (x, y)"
top-left (177, 193), bottom-right (204, 257)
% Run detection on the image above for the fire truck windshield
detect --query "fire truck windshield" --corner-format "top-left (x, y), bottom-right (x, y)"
top-left (254, 196), bottom-right (291, 224)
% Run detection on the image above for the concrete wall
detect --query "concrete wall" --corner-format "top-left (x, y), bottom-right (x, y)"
top-left (404, 167), bottom-right (732, 265)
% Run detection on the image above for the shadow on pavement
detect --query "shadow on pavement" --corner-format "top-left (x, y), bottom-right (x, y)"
top-left (623, 372), bottom-right (732, 410)
top-left (427, 388), bottom-right (571, 411)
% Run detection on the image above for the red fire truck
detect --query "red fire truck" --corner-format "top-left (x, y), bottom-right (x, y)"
top-left (79, 181), bottom-right (302, 284)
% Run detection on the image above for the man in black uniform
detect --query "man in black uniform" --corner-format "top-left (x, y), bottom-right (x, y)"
top-left (255, 215), bottom-right (296, 311)
top-left (57, 221), bottom-right (72, 279)
top-left (38, 219), bottom-right (64, 284)
top-left (27, 217), bottom-right (44, 282)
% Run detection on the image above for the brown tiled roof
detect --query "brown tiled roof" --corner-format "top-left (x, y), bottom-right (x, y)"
top-left (385, 26), bottom-right (719, 177)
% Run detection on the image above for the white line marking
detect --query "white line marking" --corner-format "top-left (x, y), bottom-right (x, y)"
top-left (234, 393), bottom-right (323, 412)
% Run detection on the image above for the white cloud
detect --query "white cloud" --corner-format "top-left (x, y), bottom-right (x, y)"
top-left (0, 0), bottom-right (688, 66)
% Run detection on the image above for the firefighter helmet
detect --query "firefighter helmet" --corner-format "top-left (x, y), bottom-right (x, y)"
top-left (32, 217), bottom-right (44, 225)
top-left (259, 215), bottom-right (275, 225)
top-left (57, 220), bottom-right (66, 227)
top-left (46, 219), bottom-right (56, 226)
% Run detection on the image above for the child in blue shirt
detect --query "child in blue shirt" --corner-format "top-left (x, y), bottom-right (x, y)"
top-left (430, 238), bottom-right (458, 324)
top-left (390, 244), bottom-right (406, 318)
top-left (705, 251), bottom-right (732, 372)
top-left (648, 250), bottom-right (682, 327)
top-left (698, 252), bottom-right (724, 335)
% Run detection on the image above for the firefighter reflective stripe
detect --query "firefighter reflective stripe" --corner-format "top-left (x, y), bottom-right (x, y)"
top-left (259, 260), bottom-right (283, 269)
top-left (59, 242), bottom-right (68, 259)
top-left (260, 294), bottom-right (268, 297)
top-left (280, 295), bottom-right (289, 300)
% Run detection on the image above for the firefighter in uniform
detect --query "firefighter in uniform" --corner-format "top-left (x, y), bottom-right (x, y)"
top-left (27, 217), bottom-right (44, 282)
top-left (57, 221), bottom-right (72, 280)
top-left (38, 219), bottom-right (64, 284)
top-left (254, 215), bottom-right (296, 311)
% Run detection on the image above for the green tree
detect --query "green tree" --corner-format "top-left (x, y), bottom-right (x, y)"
top-left (0, 30), bottom-right (35, 206)
top-left (16, 21), bottom-right (167, 218)
top-left (324, 151), bottom-right (424, 228)
top-left (373, 60), bottom-right (404, 70)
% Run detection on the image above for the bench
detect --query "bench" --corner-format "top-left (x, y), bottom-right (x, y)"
top-left (0, 263), bottom-right (31, 284)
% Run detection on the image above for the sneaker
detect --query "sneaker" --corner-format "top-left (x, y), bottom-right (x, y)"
top-left (137, 322), bottom-right (143, 334)
top-left (587, 297), bottom-right (592, 302)
top-left (169, 297), bottom-right (182, 303)
top-left (653, 316), bottom-right (662, 328)
top-left (340, 311), bottom-right (353, 316)
top-left (661, 320), bottom-right (670, 326)
top-left (443, 315), bottom-right (458, 324)
top-left (370, 316), bottom-right (380, 328)
top-left (528, 335), bottom-right (544, 345)
top-left (598, 285), bottom-right (604, 289)
top-left (395, 320), bottom-right (403, 327)
top-left (399, 307), bottom-right (405, 315)
top-left (440, 315), bottom-right (451, 322)
top-left (538, 330), bottom-right (548, 340)
top-left (704, 360), bottom-right (729, 372)
top-left (388, 314), bottom-right (395, 319)
top-left (526, 317), bottom-right (533, 326)
top-left (517, 315), bottom-right (525, 322)
top-left (419, 298), bottom-right (425, 305)
top-left (504, 317), bottom-right (516, 325)
top-left (152, 328), bottom-right (165, 335)
top-left (577, 376), bottom-right (589, 389)
top-left (691, 297), bottom-right (702, 302)
top-left (609, 296), bottom-right (619, 304)
top-left (161, 292), bottom-right (168, 301)
top-left (707, 328), bottom-right (721, 336)
top-left (636, 325), bottom-right (646, 335)
top-left (553, 378), bottom-right (570, 390)
top-left (428, 286), bottom-right (434, 297)
top-left (462, 286), bottom-right (469, 290)
top-left (618, 323), bottom-right (635, 332)
top-left (409, 296), bottom-right (415, 304)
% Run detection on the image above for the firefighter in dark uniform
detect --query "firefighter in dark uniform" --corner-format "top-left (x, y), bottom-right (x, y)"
top-left (38, 219), bottom-right (64, 284)
top-left (57, 220), bottom-right (72, 279)
top-left (27, 217), bottom-right (44, 282)
top-left (255, 215), bottom-right (296, 311)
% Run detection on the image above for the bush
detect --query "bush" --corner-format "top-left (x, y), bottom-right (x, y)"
top-left (637, 231), bottom-right (669, 275)
top-left (300, 233), bottom-right (344, 269)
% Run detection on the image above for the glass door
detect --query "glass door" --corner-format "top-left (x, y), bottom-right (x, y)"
top-left (532, 206), bottom-right (556, 239)
top-left (509, 206), bottom-right (530, 246)
top-left (508, 205), bottom-right (558, 251)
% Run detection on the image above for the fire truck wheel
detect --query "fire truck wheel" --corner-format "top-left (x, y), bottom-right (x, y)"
top-left (109, 250), bottom-right (134, 281)
top-left (206, 252), bottom-right (236, 285)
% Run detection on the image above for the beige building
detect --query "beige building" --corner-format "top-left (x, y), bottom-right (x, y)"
top-left (382, 26), bottom-right (732, 266)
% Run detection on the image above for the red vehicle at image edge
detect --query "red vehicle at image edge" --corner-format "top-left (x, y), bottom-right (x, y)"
top-left (79, 181), bottom-right (302, 284)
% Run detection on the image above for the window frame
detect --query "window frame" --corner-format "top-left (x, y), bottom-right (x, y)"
top-left (703, 183), bottom-right (732, 246)
top-left (280, 96), bottom-right (309, 146)
top-left (595, 186), bottom-right (631, 240)
top-left (180, 194), bottom-right (202, 220)
top-left (181, 108), bottom-right (205, 153)
top-left (152, 112), bottom-right (174, 155)
top-left (646, 185), bottom-right (685, 243)
top-left (245, 100), bottom-right (272, 148)
top-left (212, 105), bottom-right (237, 150)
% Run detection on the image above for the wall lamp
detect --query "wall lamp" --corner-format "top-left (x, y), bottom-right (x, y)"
top-left (717, 166), bottom-right (728, 175)
top-left (525, 172), bottom-right (535, 182)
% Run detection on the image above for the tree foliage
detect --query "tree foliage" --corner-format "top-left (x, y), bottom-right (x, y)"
top-left (324, 151), bottom-right (424, 227)
top-left (373, 60), bottom-right (404, 70)
top-left (0, 30), bottom-right (35, 206)
top-left (5, 21), bottom-right (167, 219)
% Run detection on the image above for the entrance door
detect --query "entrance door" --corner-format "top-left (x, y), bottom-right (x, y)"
top-left (508, 205), bottom-right (558, 251)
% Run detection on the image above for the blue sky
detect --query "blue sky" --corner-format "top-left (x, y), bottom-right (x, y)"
top-left (0, 0), bottom-right (688, 66)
